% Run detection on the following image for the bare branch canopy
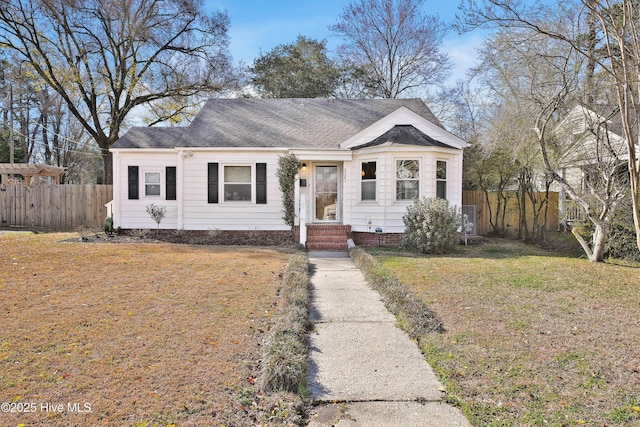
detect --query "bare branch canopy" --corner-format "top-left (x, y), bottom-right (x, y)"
top-left (0, 0), bottom-right (235, 183)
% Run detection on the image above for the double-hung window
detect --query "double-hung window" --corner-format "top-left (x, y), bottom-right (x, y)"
top-left (128, 166), bottom-right (176, 200)
top-left (361, 161), bottom-right (376, 201)
top-left (396, 159), bottom-right (419, 200)
top-left (207, 163), bottom-right (267, 204)
top-left (224, 166), bottom-right (252, 201)
top-left (144, 171), bottom-right (161, 197)
top-left (436, 161), bottom-right (447, 199)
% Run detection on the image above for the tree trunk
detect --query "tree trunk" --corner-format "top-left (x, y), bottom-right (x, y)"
top-left (572, 221), bottom-right (607, 262)
top-left (629, 157), bottom-right (640, 253)
top-left (517, 177), bottom-right (528, 240)
top-left (101, 150), bottom-right (113, 185)
top-left (499, 192), bottom-right (508, 236)
top-left (483, 188), bottom-right (499, 235)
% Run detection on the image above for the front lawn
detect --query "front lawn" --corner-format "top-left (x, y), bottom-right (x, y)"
top-left (0, 232), bottom-right (291, 426)
top-left (372, 240), bottom-right (640, 426)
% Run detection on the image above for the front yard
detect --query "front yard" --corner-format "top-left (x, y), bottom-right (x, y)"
top-left (373, 240), bottom-right (640, 426)
top-left (0, 232), bottom-right (291, 426)
top-left (4, 230), bottom-right (639, 426)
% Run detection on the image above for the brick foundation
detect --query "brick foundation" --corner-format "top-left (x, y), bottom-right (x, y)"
top-left (352, 231), bottom-right (403, 248)
top-left (122, 228), bottom-right (295, 246)
top-left (119, 227), bottom-right (405, 249)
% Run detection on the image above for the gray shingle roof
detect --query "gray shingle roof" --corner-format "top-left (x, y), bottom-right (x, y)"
top-left (356, 125), bottom-right (452, 149)
top-left (112, 127), bottom-right (184, 149)
top-left (112, 98), bottom-right (444, 150)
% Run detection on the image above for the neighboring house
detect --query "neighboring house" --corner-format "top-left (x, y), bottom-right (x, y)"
top-left (110, 98), bottom-right (467, 249)
top-left (552, 104), bottom-right (630, 225)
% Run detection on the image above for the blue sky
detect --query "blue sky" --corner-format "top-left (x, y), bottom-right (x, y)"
top-left (206, 0), bottom-right (486, 85)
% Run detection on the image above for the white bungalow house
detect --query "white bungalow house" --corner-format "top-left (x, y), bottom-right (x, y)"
top-left (110, 98), bottom-right (467, 249)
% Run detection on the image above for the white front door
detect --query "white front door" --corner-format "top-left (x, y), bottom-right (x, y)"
top-left (314, 165), bottom-right (340, 222)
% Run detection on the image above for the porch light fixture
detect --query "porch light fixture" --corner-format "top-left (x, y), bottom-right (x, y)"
top-left (301, 163), bottom-right (307, 171)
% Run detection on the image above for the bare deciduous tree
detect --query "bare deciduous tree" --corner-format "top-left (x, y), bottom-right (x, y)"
top-left (473, 23), bottom-right (629, 260)
top-left (458, 0), bottom-right (640, 254)
top-left (330, 0), bottom-right (452, 98)
top-left (0, 0), bottom-right (235, 183)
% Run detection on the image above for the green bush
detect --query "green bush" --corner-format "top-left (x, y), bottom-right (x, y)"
top-left (276, 154), bottom-right (301, 232)
top-left (402, 198), bottom-right (461, 254)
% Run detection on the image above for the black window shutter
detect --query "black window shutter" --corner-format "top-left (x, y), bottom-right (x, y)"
top-left (166, 167), bottom-right (176, 200)
top-left (128, 166), bottom-right (139, 200)
top-left (256, 163), bottom-right (267, 204)
top-left (207, 163), bottom-right (218, 204)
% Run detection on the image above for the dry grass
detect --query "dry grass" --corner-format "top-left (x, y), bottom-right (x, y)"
top-left (372, 239), bottom-right (640, 426)
top-left (0, 231), bottom-right (294, 426)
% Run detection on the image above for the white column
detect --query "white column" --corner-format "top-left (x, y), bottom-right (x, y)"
top-left (299, 193), bottom-right (307, 245)
top-left (177, 150), bottom-right (185, 230)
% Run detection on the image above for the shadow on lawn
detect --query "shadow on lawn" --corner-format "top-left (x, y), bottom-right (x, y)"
top-left (368, 235), bottom-right (586, 261)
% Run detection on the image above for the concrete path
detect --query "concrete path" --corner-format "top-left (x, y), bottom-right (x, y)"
top-left (306, 251), bottom-right (472, 427)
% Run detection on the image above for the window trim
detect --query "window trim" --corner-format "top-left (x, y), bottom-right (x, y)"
top-left (208, 162), bottom-right (268, 205)
top-left (223, 164), bottom-right (253, 203)
top-left (395, 158), bottom-right (420, 201)
top-left (143, 169), bottom-right (162, 198)
top-left (436, 160), bottom-right (447, 200)
top-left (360, 160), bottom-right (377, 202)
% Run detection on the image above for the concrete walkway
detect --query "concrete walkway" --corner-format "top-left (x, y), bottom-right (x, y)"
top-left (306, 251), bottom-right (472, 427)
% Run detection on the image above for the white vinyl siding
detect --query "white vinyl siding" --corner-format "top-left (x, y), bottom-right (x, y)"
top-left (181, 152), bottom-right (285, 230)
top-left (346, 149), bottom-right (464, 234)
top-left (112, 145), bottom-right (464, 233)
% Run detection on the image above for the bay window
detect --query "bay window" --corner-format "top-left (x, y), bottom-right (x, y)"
top-left (396, 159), bottom-right (419, 200)
top-left (361, 161), bottom-right (376, 201)
top-left (436, 160), bottom-right (447, 199)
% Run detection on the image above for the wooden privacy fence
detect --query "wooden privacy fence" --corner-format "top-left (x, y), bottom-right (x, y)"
top-left (0, 184), bottom-right (113, 229)
top-left (463, 190), bottom-right (559, 236)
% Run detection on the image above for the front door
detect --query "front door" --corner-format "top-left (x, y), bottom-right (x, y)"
top-left (314, 165), bottom-right (339, 222)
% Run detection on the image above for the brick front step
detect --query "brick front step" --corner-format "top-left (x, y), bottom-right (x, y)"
top-left (306, 241), bottom-right (349, 251)
top-left (305, 224), bottom-right (351, 251)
